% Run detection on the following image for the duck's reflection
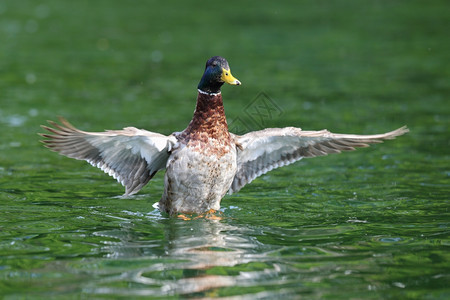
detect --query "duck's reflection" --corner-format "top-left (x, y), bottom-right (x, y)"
top-left (95, 211), bottom-right (266, 296)
top-left (153, 215), bottom-right (258, 294)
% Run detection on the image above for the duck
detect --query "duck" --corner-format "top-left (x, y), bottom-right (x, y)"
top-left (40, 56), bottom-right (409, 215)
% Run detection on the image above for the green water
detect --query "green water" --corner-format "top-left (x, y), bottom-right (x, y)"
top-left (1, 0), bottom-right (449, 298)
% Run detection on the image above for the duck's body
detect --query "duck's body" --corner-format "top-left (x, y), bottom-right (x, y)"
top-left (41, 56), bottom-right (408, 215)
top-left (160, 91), bottom-right (237, 214)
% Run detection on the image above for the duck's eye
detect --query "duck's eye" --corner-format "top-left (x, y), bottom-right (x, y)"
top-left (225, 72), bottom-right (229, 76)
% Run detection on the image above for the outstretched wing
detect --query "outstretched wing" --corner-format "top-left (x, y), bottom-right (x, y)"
top-left (229, 126), bottom-right (408, 193)
top-left (40, 117), bottom-right (177, 195)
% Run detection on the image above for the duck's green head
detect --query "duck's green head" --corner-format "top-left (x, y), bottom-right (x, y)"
top-left (198, 56), bottom-right (241, 94)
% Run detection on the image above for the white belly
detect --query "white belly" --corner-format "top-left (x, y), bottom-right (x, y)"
top-left (159, 143), bottom-right (237, 214)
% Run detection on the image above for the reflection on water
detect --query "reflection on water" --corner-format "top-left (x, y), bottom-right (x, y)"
top-left (1, 195), bottom-right (447, 298)
top-left (75, 209), bottom-right (385, 298)
top-left (85, 213), bottom-right (270, 296)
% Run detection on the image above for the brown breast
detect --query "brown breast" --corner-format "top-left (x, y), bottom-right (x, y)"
top-left (179, 92), bottom-right (232, 157)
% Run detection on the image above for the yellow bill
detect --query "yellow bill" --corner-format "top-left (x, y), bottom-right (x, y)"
top-left (221, 68), bottom-right (241, 85)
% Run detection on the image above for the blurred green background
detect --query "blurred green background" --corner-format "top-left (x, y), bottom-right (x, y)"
top-left (3, 0), bottom-right (448, 132)
top-left (0, 0), bottom-right (449, 298)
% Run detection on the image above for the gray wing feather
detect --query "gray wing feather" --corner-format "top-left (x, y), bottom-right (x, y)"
top-left (40, 117), bottom-right (176, 195)
top-left (229, 126), bottom-right (408, 193)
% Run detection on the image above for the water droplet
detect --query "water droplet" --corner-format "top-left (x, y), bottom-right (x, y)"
top-left (9, 141), bottom-right (21, 147)
top-left (25, 19), bottom-right (38, 33)
top-left (4, 115), bottom-right (27, 127)
top-left (26, 73), bottom-right (36, 84)
top-left (35, 4), bottom-right (50, 19)
top-left (151, 50), bottom-right (163, 63)
top-left (302, 101), bottom-right (312, 110)
top-left (4, 20), bottom-right (21, 35)
top-left (379, 237), bottom-right (402, 243)
top-left (28, 108), bottom-right (38, 117)
top-left (393, 282), bottom-right (406, 288)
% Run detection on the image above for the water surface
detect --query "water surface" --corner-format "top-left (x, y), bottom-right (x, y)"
top-left (0, 0), bottom-right (448, 298)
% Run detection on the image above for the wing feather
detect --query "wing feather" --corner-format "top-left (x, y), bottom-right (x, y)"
top-left (40, 117), bottom-right (177, 195)
top-left (229, 126), bottom-right (408, 193)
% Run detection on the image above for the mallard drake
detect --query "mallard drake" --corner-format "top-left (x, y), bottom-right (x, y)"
top-left (41, 56), bottom-right (408, 215)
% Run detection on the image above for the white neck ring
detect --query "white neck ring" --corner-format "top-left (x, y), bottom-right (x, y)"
top-left (198, 89), bottom-right (221, 96)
